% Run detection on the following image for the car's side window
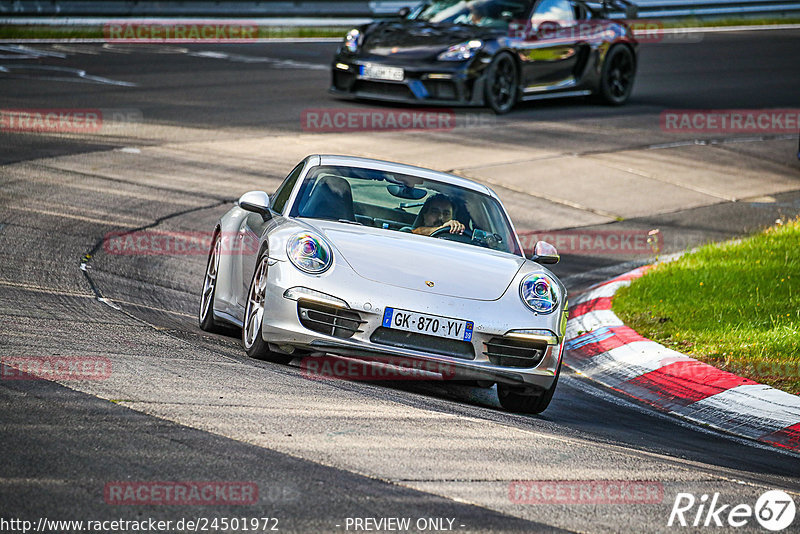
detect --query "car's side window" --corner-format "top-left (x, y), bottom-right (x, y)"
top-left (530, 0), bottom-right (576, 29)
top-left (270, 162), bottom-right (304, 214)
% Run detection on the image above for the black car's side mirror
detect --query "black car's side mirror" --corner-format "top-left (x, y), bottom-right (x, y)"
top-left (536, 20), bottom-right (561, 36)
top-left (398, 7), bottom-right (411, 18)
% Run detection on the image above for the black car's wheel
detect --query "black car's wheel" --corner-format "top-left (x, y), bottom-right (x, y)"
top-left (199, 232), bottom-right (223, 332)
top-left (497, 364), bottom-right (560, 414)
top-left (243, 253), bottom-right (292, 363)
top-left (484, 52), bottom-right (518, 115)
top-left (596, 45), bottom-right (636, 105)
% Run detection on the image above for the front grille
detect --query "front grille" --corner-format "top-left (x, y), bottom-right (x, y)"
top-left (484, 337), bottom-right (547, 368)
top-left (370, 327), bottom-right (475, 360)
top-left (298, 301), bottom-right (364, 339)
top-left (354, 80), bottom-right (414, 99)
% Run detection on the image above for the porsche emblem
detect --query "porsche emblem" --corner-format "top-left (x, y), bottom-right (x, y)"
top-left (425, 281), bottom-right (435, 287)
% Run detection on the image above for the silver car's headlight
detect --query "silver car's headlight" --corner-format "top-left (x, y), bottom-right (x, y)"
top-left (520, 273), bottom-right (559, 314)
top-left (437, 40), bottom-right (483, 61)
top-left (287, 232), bottom-right (332, 274)
top-left (343, 29), bottom-right (361, 53)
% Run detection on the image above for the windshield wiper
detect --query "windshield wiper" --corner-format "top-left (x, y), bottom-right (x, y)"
top-left (338, 219), bottom-right (363, 225)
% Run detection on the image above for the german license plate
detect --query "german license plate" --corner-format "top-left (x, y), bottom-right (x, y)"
top-left (382, 308), bottom-right (473, 342)
top-left (360, 63), bottom-right (404, 82)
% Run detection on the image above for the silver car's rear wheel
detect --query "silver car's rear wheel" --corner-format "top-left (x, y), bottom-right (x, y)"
top-left (199, 234), bottom-right (222, 332)
top-left (243, 253), bottom-right (291, 363)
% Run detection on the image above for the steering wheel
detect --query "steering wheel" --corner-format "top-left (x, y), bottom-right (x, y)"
top-left (430, 226), bottom-right (474, 243)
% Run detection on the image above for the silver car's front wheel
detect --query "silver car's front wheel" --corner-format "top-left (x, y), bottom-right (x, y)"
top-left (244, 255), bottom-right (268, 350)
top-left (199, 234), bottom-right (222, 332)
top-left (243, 253), bottom-right (291, 363)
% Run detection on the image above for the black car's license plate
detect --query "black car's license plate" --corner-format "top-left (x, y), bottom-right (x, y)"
top-left (360, 63), bottom-right (404, 81)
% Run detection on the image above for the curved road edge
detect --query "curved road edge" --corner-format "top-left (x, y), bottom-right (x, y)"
top-left (563, 265), bottom-right (800, 453)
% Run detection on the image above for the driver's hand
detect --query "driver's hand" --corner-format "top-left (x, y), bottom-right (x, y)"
top-left (440, 220), bottom-right (465, 234)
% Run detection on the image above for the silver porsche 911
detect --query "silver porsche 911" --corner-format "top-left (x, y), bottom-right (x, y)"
top-left (199, 155), bottom-right (567, 413)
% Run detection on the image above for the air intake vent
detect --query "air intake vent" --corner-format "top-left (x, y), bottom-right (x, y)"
top-left (298, 301), bottom-right (364, 339)
top-left (484, 337), bottom-right (546, 368)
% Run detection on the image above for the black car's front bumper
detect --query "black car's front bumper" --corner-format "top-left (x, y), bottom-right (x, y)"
top-left (330, 59), bottom-right (487, 107)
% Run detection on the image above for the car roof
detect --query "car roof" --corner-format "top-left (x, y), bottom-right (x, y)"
top-left (313, 154), bottom-right (498, 199)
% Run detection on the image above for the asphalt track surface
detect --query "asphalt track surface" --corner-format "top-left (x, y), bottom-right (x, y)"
top-left (1, 30), bottom-right (800, 533)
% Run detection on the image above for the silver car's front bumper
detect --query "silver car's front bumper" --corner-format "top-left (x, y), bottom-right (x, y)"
top-left (258, 258), bottom-right (565, 390)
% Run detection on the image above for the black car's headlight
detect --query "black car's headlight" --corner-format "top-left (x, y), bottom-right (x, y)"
top-left (287, 232), bottom-right (333, 274)
top-left (437, 40), bottom-right (483, 61)
top-left (520, 273), bottom-right (559, 314)
top-left (343, 29), bottom-right (361, 53)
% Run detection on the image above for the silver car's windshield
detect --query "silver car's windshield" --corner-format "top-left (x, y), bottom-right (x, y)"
top-left (289, 165), bottom-right (522, 256)
top-left (411, 0), bottom-right (533, 28)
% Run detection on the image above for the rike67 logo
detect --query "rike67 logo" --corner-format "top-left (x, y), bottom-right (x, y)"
top-left (668, 490), bottom-right (796, 531)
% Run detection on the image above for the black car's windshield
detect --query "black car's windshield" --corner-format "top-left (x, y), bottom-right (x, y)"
top-left (290, 165), bottom-right (522, 256)
top-left (411, 0), bottom-right (533, 28)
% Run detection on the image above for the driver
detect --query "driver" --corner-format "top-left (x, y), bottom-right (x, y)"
top-left (453, 1), bottom-right (488, 26)
top-left (412, 194), bottom-right (466, 236)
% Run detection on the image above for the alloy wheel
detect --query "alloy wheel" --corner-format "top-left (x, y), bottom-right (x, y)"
top-left (243, 255), bottom-right (269, 349)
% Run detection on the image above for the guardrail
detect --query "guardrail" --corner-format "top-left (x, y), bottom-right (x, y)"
top-left (1, 0), bottom-right (799, 19)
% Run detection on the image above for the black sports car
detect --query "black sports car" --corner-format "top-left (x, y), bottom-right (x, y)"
top-left (330, 0), bottom-right (639, 113)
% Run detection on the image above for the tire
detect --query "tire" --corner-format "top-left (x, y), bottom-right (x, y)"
top-left (497, 364), bottom-right (561, 414)
top-left (199, 232), bottom-right (223, 333)
top-left (242, 252), bottom-right (292, 363)
top-left (596, 45), bottom-right (636, 105)
top-left (484, 52), bottom-right (518, 115)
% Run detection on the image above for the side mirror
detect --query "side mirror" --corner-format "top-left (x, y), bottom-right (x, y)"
top-left (536, 20), bottom-right (561, 36)
top-left (398, 6), bottom-right (411, 18)
top-left (530, 240), bottom-right (559, 264)
top-left (237, 191), bottom-right (272, 220)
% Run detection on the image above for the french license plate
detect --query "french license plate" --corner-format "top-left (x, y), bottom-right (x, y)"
top-left (382, 308), bottom-right (473, 342)
top-left (360, 63), bottom-right (404, 82)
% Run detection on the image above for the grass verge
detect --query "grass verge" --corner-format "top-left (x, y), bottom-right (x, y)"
top-left (613, 218), bottom-right (800, 394)
top-left (660, 16), bottom-right (800, 27)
